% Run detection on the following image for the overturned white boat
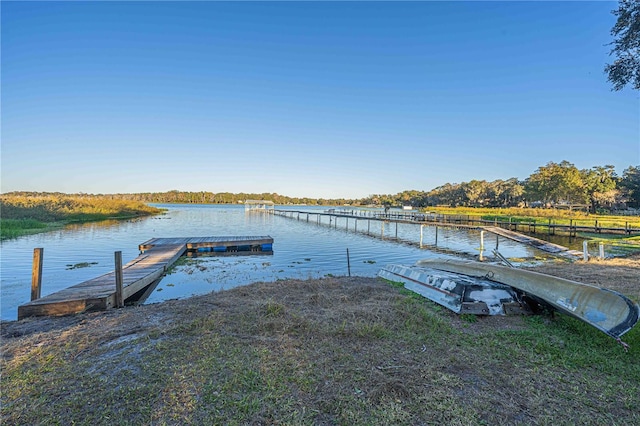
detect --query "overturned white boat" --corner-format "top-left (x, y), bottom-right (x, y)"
top-left (385, 258), bottom-right (639, 340)
top-left (378, 264), bottom-right (532, 316)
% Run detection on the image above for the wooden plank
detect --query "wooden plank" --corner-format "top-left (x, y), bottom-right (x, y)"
top-left (18, 299), bottom-right (93, 319)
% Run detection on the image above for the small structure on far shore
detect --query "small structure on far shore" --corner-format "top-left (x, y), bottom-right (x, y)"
top-left (244, 200), bottom-right (275, 212)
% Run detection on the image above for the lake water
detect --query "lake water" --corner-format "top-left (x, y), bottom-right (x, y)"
top-left (0, 204), bottom-right (546, 321)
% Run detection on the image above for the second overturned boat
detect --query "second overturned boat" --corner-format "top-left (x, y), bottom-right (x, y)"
top-left (411, 259), bottom-right (639, 340)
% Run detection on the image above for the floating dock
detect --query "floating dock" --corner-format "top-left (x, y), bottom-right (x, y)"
top-left (17, 236), bottom-right (273, 320)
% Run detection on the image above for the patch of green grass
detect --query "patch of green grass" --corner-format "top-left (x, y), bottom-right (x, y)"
top-left (0, 218), bottom-right (61, 240)
top-left (460, 313), bottom-right (478, 323)
top-left (264, 300), bottom-right (285, 317)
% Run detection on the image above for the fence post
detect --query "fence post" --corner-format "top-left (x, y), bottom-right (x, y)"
top-left (583, 241), bottom-right (589, 261)
top-left (599, 242), bottom-right (605, 260)
top-left (115, 251), bottom-right (124, 308)
top-left (31, 248), bottom-right (44, 301)
top-left (569, 219), bottom-right (573, 237)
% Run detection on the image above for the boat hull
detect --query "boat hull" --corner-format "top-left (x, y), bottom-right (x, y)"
top-left (378, 264), bottom-right (531, 316)
top-left (416, 259), bottom-right (639, 338)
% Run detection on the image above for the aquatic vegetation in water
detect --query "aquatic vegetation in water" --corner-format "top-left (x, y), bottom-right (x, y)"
top-left (66, 262), bottom-right (98, 270)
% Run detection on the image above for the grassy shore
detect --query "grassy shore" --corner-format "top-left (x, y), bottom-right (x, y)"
top-left (1, 256), bottom-right (639, 425)
top-left (427, 206), bottom-right (640, 233)
top-left (0, 194), bottom-right (163, 240)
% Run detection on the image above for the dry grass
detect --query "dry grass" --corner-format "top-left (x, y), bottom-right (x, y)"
top-left (525, 254), bottom-right (640, 303)
top-left (1, 258), bottom-right (639, 425)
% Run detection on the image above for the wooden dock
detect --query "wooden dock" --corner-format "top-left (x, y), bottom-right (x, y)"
top-left (17, 236), bottom-right (273, 320)
top-left (271, 209), bottom-right (583, 258)
top-left (482, 226), bottom-right (583, 258)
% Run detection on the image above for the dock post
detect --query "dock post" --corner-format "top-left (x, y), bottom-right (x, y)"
top-left (346, 248), bottom-right (351, 277)
top-left (367, 219), bottom-right (370, 235)
top-left (599, 242), bottom-right (605, 259)
top-left (354, 219), bottom-right (357, 233)
top-left (583, 241), bottom-right (589, 261)
top-left (395, 222), bottom-right (398, 239)
top-left (435, 226), bottom-right (438, 246)
top-left (479, 231), bottom-right (485, 261)
top-left (420, 225), bottom-right (424, 248)
top-left (115, 251), bottom-right (124, 308)
top-left (31, 248), bottom-right (44, 301)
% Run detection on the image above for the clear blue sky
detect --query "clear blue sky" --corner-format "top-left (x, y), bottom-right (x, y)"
top-left (2, 1), bottom-right (638, 199)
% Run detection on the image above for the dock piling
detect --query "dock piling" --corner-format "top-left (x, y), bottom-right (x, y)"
top-left (31, 248), bottom-right (43, 301)
top-left (115, 251), bottom-right (124, 308)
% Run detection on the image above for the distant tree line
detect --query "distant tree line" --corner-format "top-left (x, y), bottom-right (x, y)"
top-left (363, 163), bottom-right (640, 212)
top-left (5, 162), bottom-right (639, 213)
top-left (4, 191), bottom-right (353, 209)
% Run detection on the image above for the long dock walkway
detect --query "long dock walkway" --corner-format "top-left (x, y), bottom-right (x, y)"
top-left (271, 209), bottom-right (581, 259)
top-left (17, 236), bottom-right (273, 320)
